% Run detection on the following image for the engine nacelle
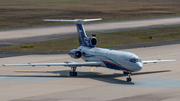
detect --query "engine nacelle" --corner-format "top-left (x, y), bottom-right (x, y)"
top-left (84, 37), bottom-right (98, 47)
top-left (68, 49), bottom-right (82, 59)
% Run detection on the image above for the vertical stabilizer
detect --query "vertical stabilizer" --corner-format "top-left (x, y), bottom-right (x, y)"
top-left (76, 23), bottom-right (87, 46)
top-left (42, 18), bottom-right (102, 47)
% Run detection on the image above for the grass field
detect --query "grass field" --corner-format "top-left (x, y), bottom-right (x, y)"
top-left (1, 0), bottom-right (180, 29)
top-left (0, 26), bottom-right (180, 53)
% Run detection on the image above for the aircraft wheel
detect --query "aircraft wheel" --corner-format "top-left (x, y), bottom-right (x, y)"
top-left (73, 72), bottom-right (77, 76)
top-left (69, 72), bottom-right (73, 76)
top-left (69, 72), bottom-right (77, 76)
top-left (126, 77), bottom-right (132, 82)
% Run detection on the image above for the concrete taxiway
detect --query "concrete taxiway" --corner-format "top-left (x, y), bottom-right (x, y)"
top-left (0, 16), bottom-right (180, 46)
top-left (0, 43), bottom-right (179, 101)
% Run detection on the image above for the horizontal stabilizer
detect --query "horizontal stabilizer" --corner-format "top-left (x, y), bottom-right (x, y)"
top-left (42, 18), bottom-right (102, 24)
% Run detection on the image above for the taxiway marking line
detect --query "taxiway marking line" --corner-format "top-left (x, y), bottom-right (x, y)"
top-left (114, 77), bottom-right (126, 81)
top-left (91, 67), bottom-right (95, 72)
top-left (90, 67), bottom-right (102, 75)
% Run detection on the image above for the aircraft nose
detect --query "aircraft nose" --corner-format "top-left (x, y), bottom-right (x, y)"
top-left (135, 62), bottom-right (142, 71)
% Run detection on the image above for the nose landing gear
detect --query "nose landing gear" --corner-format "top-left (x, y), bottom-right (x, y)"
top-left (126, 74), bottom-right (132, 82)
top-left (123, 71), bottom-right (132, 82)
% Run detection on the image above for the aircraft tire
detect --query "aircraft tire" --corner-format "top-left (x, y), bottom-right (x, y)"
top-left (126, 77), bottom-right (132, 82)
top-left (69, 72), bottom-right (77, 76)
top-left (73, 72), bottom-right (77, 76)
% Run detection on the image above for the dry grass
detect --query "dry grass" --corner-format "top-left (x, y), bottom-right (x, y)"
top-left (0, 26), bottom-right (180, 53)
top-left (0, 0), bottom-right (180, 29)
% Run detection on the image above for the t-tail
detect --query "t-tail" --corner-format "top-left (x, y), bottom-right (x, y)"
top-left (42, 18), bottom-right (102, 47)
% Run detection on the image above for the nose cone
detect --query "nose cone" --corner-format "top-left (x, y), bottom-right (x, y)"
top-left (135, 62), bottom-right (142, 71)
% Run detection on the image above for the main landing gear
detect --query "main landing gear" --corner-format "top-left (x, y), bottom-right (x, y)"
top-left (123, 71), bottom-right (132, 82)
top-left (69, 67), bottom-right (77, 76)
top-left (126, 74), bottom-right (132, 82)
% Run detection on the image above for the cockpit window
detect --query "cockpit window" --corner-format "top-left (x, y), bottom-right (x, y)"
top-left (129, 58), bottom-right (141, 63)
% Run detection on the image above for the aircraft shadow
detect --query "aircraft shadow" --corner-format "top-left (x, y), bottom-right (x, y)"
top-left (0, 70), bottom-right (171, 85)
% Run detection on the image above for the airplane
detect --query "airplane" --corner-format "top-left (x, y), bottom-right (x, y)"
top-left (3, 18), bottom-right (176, 82)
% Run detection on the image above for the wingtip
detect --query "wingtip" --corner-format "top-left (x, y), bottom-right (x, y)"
top-left (41, 19), bottom-right (44, 21)
top-left (2, 64), bottom-right (5, 66)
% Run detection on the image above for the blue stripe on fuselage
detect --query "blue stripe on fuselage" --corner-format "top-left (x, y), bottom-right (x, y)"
top-left (84, 55), bottom-right (133, 72)
top-left (101, 60), bottom-right (132, 72)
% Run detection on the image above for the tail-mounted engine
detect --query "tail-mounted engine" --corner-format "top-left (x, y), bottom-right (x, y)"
top-left (68, 49), bottom-right (82, 59)
top-left (84, 37), bottom-right (97, 47)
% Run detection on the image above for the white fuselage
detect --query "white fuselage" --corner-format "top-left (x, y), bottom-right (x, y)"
top-left (77, 46), bottom-right (142, 72)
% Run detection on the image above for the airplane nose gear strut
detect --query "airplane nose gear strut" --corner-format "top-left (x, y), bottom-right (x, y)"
top-left (126, 73), bottom-right (132, 82)
top-left (69, 66), bottom-right (77, 76)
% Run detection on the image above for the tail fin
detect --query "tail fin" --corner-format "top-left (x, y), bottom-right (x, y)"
top-left (42, 18), bottom-right (102, 46)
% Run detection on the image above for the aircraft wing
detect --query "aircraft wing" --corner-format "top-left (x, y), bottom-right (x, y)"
top-left (142, 59), bottom-right (176, 64)
top-left (3, 61), bottom-right (103, 67)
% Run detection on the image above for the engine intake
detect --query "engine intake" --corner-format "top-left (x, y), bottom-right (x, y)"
top-left (68, 49), bottom-right (82, 59)
top-left (84, 37), bottom-right (97, 47)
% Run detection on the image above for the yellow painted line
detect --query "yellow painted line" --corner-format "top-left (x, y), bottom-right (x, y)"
top-left (114, 77), bottom-right (126, 81)
top-left (91, 67), bottom-right (95, 72)
top-left (91, 67), bottom-right (102, 75)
